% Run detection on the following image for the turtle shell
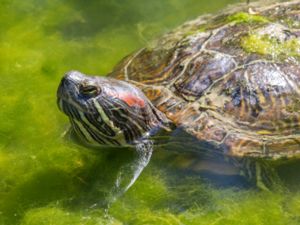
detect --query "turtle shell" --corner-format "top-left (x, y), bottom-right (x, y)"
top-left (109, 1), bottom-right (300, 159)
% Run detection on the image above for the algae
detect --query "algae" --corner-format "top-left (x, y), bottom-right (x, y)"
top-left (282, 17), bottom-right (300, 30)
top-left (185, 12), bottom-right (269, 39)
top-left (228, 12), bottom-right (269, 24)
top-left (241, 34), bottom-right (300, 59)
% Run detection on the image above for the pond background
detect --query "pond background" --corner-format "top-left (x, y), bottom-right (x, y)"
top-left (1, 0), bottom-right (300, 224)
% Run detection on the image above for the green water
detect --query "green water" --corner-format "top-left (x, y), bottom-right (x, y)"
top-left (1, 0), bottom-right (300, 224)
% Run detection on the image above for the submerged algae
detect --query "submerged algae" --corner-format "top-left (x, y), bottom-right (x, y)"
top-left (20, 207), bottom-right (122, 225)
top-left (1, 0), bottom-right (300, 224)
top-left (18, 183), bottom-right (300, 225)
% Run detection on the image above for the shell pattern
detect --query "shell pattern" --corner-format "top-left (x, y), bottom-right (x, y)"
top-left (110, 1), bottom-right (300, 159)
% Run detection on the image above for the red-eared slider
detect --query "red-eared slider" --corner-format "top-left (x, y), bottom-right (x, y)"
top-left (57, 1), bottom-right (300, 192)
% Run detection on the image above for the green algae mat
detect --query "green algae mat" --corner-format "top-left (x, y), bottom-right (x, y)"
top-left (1, 0), bottom-right (300, 224)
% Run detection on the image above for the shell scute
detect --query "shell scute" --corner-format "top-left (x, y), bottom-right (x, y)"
top-left (174, 51), bottom-right (236, 99)
top-left (204, 61), bottom-right (300, 135)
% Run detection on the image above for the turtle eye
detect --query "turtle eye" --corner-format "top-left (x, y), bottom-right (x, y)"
top-left (79, 84), bottom-right (100, 96)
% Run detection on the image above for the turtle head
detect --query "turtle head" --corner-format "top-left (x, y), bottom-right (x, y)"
top-left (57, 70), bottom-right (168, 146)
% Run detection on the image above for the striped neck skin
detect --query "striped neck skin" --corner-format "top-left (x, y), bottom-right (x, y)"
top-left (57, 71), bottom-right (169, 147)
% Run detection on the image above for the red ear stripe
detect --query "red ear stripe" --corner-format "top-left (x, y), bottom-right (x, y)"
top-left (119, 93), bottom-right (145, 107)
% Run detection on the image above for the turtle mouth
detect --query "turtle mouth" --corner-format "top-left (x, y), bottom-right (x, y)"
top-left (57, 78), bottom-right (88, 120)
top-left (58, 98), bottom-right (82, 121)
top-left (57, 79), bottom-right (124, 146)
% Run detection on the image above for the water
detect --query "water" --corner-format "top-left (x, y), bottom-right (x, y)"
top-left (1, 0), bottom-right (300, 224)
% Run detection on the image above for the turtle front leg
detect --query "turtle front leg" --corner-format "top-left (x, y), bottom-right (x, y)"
top-left (109, 140), bottom-right (153, 201)
top-left (231, 157), bottom-right (281, 191)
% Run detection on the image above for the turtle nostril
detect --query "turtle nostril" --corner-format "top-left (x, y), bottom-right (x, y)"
top-left (57, 78), bottom-right (68, 99)
top-left (64, 71), bottom-right (85, 83)
top-left (59, 70), bottom-right (86, 93)
top-left (59, 75), bottom-right (73, 91)
top-left (57, 73), bottom-right (79, 98)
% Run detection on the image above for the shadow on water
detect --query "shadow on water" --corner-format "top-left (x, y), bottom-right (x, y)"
top-left (48, 0), bottom-right (241, 39)
top-left (0, 144), bottom-right (136, 224)
top-left (152, 128), bottom-right (251, 190)
top-left (1, 168), bottom-right (76, 223)
top-left (276, 159), bottom-right (300, 191)
top-left (54, 0), bottom-right (148, 38)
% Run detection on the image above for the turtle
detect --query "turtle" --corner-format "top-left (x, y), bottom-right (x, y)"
top-left (57, 0), bottom-right (300, 193)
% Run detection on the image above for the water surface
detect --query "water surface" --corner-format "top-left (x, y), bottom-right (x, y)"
top-left (1, 0), bottom-right (300, 224)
